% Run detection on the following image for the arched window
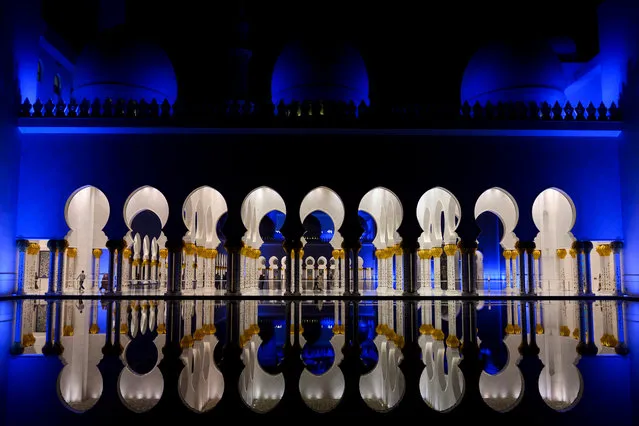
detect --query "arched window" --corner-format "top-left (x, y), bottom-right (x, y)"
top-left (37, 61), bottom-right (42, 82)
top-left (53, 74), bottom-right (61, 96)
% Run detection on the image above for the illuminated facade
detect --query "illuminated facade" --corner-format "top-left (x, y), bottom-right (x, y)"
top-left (2, 0), bottom-right (639, 296)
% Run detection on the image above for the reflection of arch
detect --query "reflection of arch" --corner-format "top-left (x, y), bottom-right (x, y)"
top-left (419, 335), bottom-right (464, 412)
top-left (416, 187), bottom-right (461, 248)
top-left (118, 368), bottom-right (164, 413)
top-left (537, 325), bottom-right (583, 411)
top-left (241, 186), bottom-right (287, 248)
top-left (118, 332), bottom-right (166, 413)
top-left (360, 334), bottom-right (405, 412)
top-left (179, 335), bottom-right (224, 413)
top-left (239, 334), bottom-right (285, 412)
top-left (479, 335), bottom-right (524, 412)
top-left (182, 186), bottom-right (228, 248)
top-left (358, 187), bottom-right (403, 248)
top-left (300, 187), bottom-right (345, 248)
top-left (474, 187), bottom-right (519, 249)
top-left (57, 316), bottom-right (105, 413)
top-left (300, 334), bottom-right (345, 413)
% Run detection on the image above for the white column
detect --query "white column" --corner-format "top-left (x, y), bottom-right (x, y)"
top-left (444, 244), bottom-right (457, 292)
top-left (532, 249), bottom-right (541, 293)
top-left (92, 249), bottom-right (102, 289)
top-left (159, 249), bottom-right (168, 291)
top-left (556, 249), bottom-right (567, 293)
top-left (503, 250), bottom-right (512, 290)
top-left (395, 246), bottom-right (403, 292)
top-left (432, 247), bottom-right (443, 291)
top-left (66, 248), bottom-right (77, 291)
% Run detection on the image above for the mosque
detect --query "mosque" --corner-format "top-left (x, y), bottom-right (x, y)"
top-left (2, 0), bottom-right (639, 297)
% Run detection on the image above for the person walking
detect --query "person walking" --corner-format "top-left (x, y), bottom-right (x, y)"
top-left (77, 270), bottom-right (86, 292)
top-left (100, 273), bottom-right (108, 292)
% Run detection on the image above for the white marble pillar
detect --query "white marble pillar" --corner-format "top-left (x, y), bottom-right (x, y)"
top-left (444, 244), bottom-right (457, 292)
top-left (432, 247), bottom-right (443, 292)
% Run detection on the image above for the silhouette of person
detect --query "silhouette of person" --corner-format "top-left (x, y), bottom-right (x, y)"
top-left (77, 270), bottom-right (86, 292)
top-left (100, 273), bottom-right (108, 292)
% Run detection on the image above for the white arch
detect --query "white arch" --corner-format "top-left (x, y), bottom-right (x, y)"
top-left (123, 186), bottom-right (169, 229)
top-left (241, 186), bottom-right (287, 248)
top-left (416, 187), bottom-right (461, 249)
top-left (182, 186), bottom-right (228, 248)
top-left (474, 187), bottom-right (519, 249)
top-left (300, 186), bottom-right (345, 248)
top-left (358, 187), bottom-right (403, 248)
top-left (64, 185), bottom-right (110, 290)
top-left (532, 187), bottom-right (577, 250)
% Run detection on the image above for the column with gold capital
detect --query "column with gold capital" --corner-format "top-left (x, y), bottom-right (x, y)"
top-left (568, 247), bottom-right (578, 294)
top-left (92, 249), bottom-right (102, 289)
top-left (444, 244), bottom-right (458, 292)
top-left (183, 242), bottom-right (197, 290)
top-left (596, 244), bottom-right (613, 293)
top-left (510, 249), bottom-right (519, 292)
top-left (417, 249), bottom-right (431, 293)
top-left (65, 247), bottom-right (77, 291)
top-left (531, 249), bottom-right (541, 293)
top-left (503, 249), bottom-right (512, 290)
top-left (121, 247), bottom-right (132, 289)
top-left (25, 242), bottom-right (40, 293)
top-left (431, 247), bottom-right (443, 291)
top-left (375, 248), bottom-right (385, 293)
top-left (196, 246), bottom-right (206, 289)
top-left (556, 249), bottom-right (567, 293)
top-left (159, 248), bottom-right (168, 291)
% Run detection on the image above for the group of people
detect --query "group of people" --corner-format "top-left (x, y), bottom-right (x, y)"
top-left (76, 270), bottom-right (109, 292)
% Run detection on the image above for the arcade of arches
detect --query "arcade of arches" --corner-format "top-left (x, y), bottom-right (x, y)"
top-left (15, 184), bottom-right (624, 297)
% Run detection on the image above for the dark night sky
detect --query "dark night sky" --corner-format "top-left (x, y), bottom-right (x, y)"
top-left (43, 0), bottom-right (603, 105)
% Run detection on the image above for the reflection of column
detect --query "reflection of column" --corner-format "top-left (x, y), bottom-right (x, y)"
top-left (15, 239), bottom-right (30, 294)
top-left (444, 244), bottom-right (457, 292)
top-left (55, 240), bottom-right (68, 293)
top-left (431, 247), bottom-right (443, 291)
top-left (46, 240), bottom-right (57, 294)
top-left (92, 249), bottom-right (102, 289)
top-left (446, 301), bottom-right (460, 349)
top-left (611, 242), bottom-right (624, 295)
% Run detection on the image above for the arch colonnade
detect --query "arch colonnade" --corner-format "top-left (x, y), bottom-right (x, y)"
top-left (15, 184), bottom-right (625, 297)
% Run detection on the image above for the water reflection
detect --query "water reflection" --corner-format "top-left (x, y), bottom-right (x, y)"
top-left (2, 298), bottom-right (635, 421)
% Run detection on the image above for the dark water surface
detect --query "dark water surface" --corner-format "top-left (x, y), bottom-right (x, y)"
top-left (0, 298), bottom-right (636, 424)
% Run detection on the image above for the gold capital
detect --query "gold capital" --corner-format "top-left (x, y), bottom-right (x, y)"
top-left (556, 248), bottom-right (567, 259)
top-left (443, 244), bottom-right (457, 257)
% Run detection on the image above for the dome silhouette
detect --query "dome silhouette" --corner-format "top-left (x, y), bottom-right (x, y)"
top-left (461, 39), bottom-right (567, 106)
top-left (73, 26), bottom-right (178, 104)
top-left (271, 40), bottom-right (369, 105)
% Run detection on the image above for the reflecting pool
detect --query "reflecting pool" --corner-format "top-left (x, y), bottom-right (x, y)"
top-left (0, 298), bottom-right (637, 423)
